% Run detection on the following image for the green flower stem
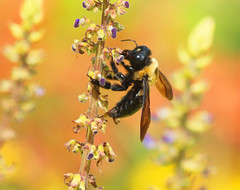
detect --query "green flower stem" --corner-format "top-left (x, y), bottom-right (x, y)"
top-left (79, 0), bottom-right (109, 188)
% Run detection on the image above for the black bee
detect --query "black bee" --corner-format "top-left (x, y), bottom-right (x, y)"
top-left (90, 39), bottom-right (173, 141)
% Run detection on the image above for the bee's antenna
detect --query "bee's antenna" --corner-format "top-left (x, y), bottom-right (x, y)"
top-left (121, 39), bottom-right (138, 47)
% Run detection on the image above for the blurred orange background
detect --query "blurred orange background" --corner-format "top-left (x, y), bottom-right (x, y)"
top-left (0, 0), bottom-right (240, 189)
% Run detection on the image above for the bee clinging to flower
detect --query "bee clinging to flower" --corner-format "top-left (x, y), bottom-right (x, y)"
top-left (89, 39), bottom-right (173, 141)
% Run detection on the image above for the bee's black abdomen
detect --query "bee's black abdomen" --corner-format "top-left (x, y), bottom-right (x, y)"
top-left (109, 95), bottom-right (143, 118)
top-left (108, 83), bottom-right (143, 118)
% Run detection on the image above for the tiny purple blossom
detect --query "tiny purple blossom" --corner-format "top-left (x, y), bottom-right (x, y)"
top-left (111, 27), bottom-right (117, 38)
top-left (87, 153), bottom-right (94, 160)
top-left (162, 130), bottom-right (175, 144)
top-left (99, 77), bottom-right (106, 86)
top-left (72, 44), bottom-right (77, 52)
top-left (203, 113), bottom-right (214, 123)
top-left (74, 19), bottom-right (80, 28)
top-left (108, 158), bottom-right (114, 162)
top-left (116, 55), bottom-right (124, 63)
top-left (82, 1), bottom-right (87, 8)
top-left (143, 134), bottom-right (156, 149)
top-left (34, 86), bottom-right (45, 97)
top-left (123, 1), bottom-right (130, 8)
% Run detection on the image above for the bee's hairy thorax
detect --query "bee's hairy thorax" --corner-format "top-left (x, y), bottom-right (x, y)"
top-left (133, 58), bottom-right (159, 85)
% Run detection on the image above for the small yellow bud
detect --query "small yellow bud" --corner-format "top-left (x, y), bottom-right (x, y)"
top-left (88, 23), bottom-right (96, 31)
top-left (88, 70), bottom-right (96, 79)
top-left (181, 154), bottom-right (207, 173)
top-left (0, 80), bottom-right (13, 93)
top-left (21, 101), bottom-right (35, 112)
top-left (70, 174), bottom-right (81, 187)
top-left (28, 29), bottom-right (45, 43)
top-left (11, 67), bottom-right (31, 81)
top-left (186, 111), bottom-right (212, 133)
top-left (78, 93), bottom-right (89, 103)
top-left (97, 29), bottom-right (106, 41)
top-left (188, 17), bottom-right (215, 56)
top-left (9, 23), bottom-right (24, 39)
top-left (73, 115), bottom-right (87, 127)
top-left (26, 49), bottom-right (44, 66)
top-left (190, 81), bottom-right (208, 95)
top-left (177, 47), bottom-right (191, 65)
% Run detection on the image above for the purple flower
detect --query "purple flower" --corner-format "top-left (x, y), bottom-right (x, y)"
top-left (74, 19), bottom-right (80, 28)
top-left (72, 44), bottom-right (77, 52)
top-left (162, 130), bottom-right (175, 144)
top-left (82, 1), bottom-right (87, 8)
top-left (143, 134), bottom-right (156, 149)
top-left (108, 157), bottom-right (115, 162)
top-left (111, 27), bottom-right (117, 38)
top-left (123, 1), bottom-right (130, 8)
top-left (99, 77), bottom-right (106, 86)
top-left (203, 113), bottom-right (214, 123)
top-left (116, 55), bottom-right (124, 63)
top-left (87, 153), bottom-right (94, 160)
top-left (34, 86), bottom-right (45, 97)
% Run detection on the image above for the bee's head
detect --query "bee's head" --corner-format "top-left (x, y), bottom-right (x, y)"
top-left (121, 45), bottom-right (152, 70)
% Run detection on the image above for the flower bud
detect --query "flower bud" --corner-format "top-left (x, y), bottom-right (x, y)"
top-left (78, 93), bottom-right (89, 103)
top-left (115, 55), bottom-right (124, 63)
top-left (87, 152), bottom-right (94, 160)
top-left (82, 1), bottom-right (88, 9)
top-left (70, 174), bottom-right (81, 187)
top-left (111, 27), bottom-right (117, 38)
top-left (110, 9), bottom-right (116, 19)
top-left (99, 77), bottom-right (106, 86)
top-left (122, 1), bottom-right (130, 8)
top-left (97, 29), bottom-right (106, 41)
top-left (74, 19), bottom-right (80, 28)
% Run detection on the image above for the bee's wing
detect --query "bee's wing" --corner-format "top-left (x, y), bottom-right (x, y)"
top-left (140, 75), bottom-right (151, 142)
top-left (155, 70), bottom-right (173, 100)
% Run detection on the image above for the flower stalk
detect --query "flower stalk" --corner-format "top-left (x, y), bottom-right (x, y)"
top-left (79, 1), bottom-right (109, 181)
top-left (65, 0), bottom-right (130, 189)
top-left (145, 17), bottom-right (215, 190)
top-left (0, 0), bottom-right (44, 181)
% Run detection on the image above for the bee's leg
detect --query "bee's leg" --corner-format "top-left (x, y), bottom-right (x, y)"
top-left (105, 70), bottom-right (118, 80)
top-left (110, 60), bottom-right (126, 82)
top-left (120, 61), bottom-right (134, 73)
top-left (90, 78), bottom-right (129, 91)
